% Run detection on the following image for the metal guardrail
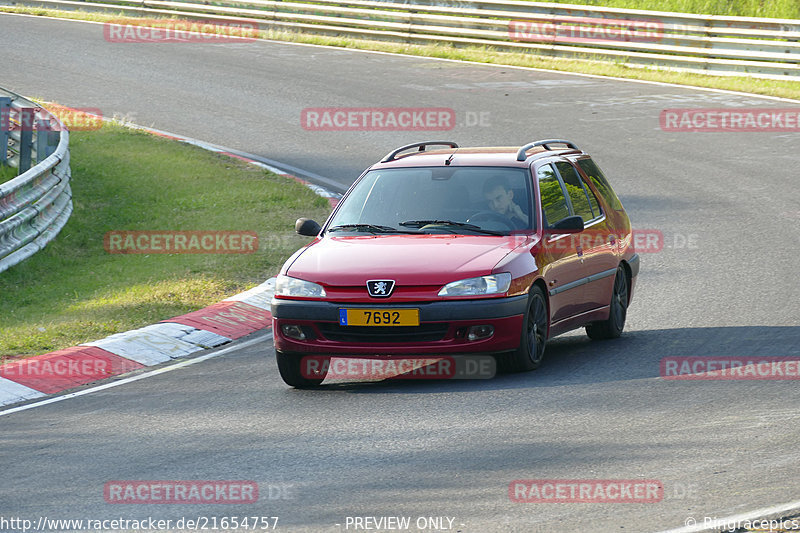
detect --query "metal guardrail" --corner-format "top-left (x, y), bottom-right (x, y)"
top-left (4, 0), bottom-right (799, 79)
top-left (0, 88), bottom-right (72, 273)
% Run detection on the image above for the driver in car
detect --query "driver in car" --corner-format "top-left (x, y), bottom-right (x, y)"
top-left (483, 176), bottom-right (528, 229)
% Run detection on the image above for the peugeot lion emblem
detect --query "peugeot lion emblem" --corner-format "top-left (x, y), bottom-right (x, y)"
top-left (367, 279), bottom-right (395, 298)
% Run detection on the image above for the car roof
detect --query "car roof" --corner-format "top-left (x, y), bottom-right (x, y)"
top-left (370, 142), bottom-right (586, 170)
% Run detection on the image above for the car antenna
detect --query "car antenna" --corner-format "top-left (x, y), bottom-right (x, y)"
top-left (445, 147), bottom-right (459, 165)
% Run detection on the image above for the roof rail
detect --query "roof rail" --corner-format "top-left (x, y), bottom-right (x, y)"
top-left (381, 141), bottom-right (458, 163)
top-left (516, 139), bottom-right (579, 161)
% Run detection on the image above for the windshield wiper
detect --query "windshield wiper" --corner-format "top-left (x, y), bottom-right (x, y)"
top-left (328, 223), bottom-right (419, 234)
top-left (399, 220), bottom-right (504, 235)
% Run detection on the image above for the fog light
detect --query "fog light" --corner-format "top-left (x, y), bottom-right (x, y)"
top-left (281, 324), bottom-right (306, 341)
top-left (467, 325), bottom-right (494, 341)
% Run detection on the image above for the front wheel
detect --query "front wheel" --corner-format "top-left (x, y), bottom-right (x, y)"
top-left (497, 285), bottom-right (548, 373)
top-left (586, 265), bottom-right (628, 340)
top-left (276, 351), bottom-right (328, 388)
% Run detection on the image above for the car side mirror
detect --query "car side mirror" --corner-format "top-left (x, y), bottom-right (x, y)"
top-left (546, 215), bottom-right (584, 233)
top-left (295, 218), bottom-right (321, 237)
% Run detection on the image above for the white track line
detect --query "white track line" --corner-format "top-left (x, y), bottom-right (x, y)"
top-left (0, 332), bottom-right (272, 418)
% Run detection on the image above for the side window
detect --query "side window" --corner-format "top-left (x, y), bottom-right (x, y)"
top-left (537, 164), bottom-right (570, 228)
top-left (556, 161), bottom-right (601, 223)
top-left (577, 158), bottom-right (623, 211)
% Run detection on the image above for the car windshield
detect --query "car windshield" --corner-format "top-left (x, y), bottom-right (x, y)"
top-left (327, 166), bottom-right (533, 235)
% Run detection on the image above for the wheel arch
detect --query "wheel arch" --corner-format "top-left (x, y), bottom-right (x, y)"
top-left (618, 260), bottom-right (633, 305)
top-left (531, 277), bottom-right (551, 337)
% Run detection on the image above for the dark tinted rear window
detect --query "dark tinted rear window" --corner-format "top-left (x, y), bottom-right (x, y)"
top-left (556, 161), bottom-right (601, 223)
top-left (577, 158), bottom-right (623, 211)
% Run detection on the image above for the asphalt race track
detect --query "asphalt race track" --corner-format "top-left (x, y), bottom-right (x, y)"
top-left (1, 13), bottom-right (799, 532)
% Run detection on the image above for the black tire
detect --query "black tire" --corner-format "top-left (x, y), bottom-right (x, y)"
top-left (276, 351), bottom-right (328, 388)
top-left (497, 285), bottom-right (548, 373)
top-left (586, 265), bottom-right (628, 341)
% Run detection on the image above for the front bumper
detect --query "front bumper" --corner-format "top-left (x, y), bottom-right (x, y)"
top-left (271, 295), bottom-right (528, 356)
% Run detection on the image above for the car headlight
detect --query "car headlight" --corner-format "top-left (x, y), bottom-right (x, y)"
top-left (275, 275), bottom-right (326, 298)
top-left (438, 273), bottom-right (511, 297)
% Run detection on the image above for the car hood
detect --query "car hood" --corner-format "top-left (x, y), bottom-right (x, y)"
top-left (286, 234), bottom-right (524, 287)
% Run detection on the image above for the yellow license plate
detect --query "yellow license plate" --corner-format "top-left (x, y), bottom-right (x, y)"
top-left (339, 308), bottom-right (420, 326)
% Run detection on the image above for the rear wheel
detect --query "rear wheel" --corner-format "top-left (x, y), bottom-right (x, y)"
top-left (276, 351), bottom-right (328, 388)
top-left (497, 285), bottom-right (548, 373)
top-left (586, 265), bottom-right (628, 340)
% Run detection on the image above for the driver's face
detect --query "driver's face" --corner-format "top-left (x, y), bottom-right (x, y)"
top-left (485, 186), bottom-right (514, 215)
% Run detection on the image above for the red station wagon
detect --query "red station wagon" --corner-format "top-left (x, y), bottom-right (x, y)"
top-left (272, 140), bottom-right (639, 387)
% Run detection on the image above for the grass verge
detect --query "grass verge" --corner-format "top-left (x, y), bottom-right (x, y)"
top-left (0, 121), bottom-right (331, 358)
top-left (0, 164), bottom-right (17, 184)
top-left (542, 0), bottom-right (800, 19)
top-left (1, 6), bottom-right (799, 101)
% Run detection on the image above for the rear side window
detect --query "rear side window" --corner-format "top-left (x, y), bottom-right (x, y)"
top-left (537, 164), bottom-right (570, 227)
top-left (577, 158), bottom-right (623, 211)
top-left (555, 161), bottom-right (601, 223)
